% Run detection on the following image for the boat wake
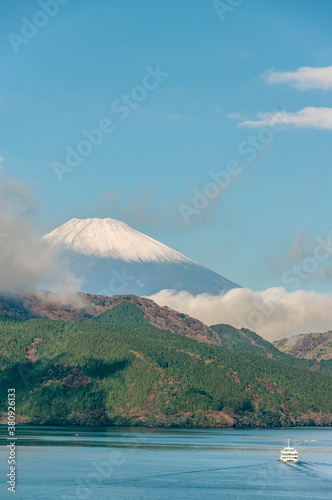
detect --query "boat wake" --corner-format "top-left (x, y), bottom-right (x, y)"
top-left (294, 461), bottom-right (332, 481)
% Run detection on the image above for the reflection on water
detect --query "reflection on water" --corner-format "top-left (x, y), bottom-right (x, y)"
top-left (0, 426), bottom-right (331, 499)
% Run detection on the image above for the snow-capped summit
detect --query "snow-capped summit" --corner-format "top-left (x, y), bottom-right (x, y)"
top-left (42, 218), bottom-right (240, 296)
top-left (42, 218), bottom-right (191, 264)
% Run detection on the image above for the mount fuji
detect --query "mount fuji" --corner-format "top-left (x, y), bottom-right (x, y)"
top-left (42, 218), bottom-right (240, 296)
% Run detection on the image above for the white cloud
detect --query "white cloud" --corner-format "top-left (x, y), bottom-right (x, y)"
top-left (0, 157), bottom-right (4, 170)
top-left (265, 65), bottom-right (332, 90)
top-left (148, 287), bottom-right (332, 342)
top-left (0, 173), bottom-right (83, 297)
top-left (239, 107), bottom-right (332, 130)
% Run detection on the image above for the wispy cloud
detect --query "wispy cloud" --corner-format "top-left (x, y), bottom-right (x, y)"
top-left (267, 235), bottom-right (309, 275)
top-left (93, 183), bottom-right (226, 230)
top-left (159, 111), bottom-right (193, 121)
top-left (266, 232), bottom-right (332, 287)
top-left (0, 157), bottom-right (4, 170)
top-left (237, 50), bottom-right (252, 59)
top-left (264, 65), bottom-right (332, 90)
top-left (239, 107), bottom-right (332, 130)
top-left (0, 173), bottom-right (82, 297)
top-left (227, 112), bottom-right (248, 120)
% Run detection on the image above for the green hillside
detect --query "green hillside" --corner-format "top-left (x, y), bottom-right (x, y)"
top-left (319, 359), bottom-right (332, 377)
top-left (210, 323), bottom-right (314, 371)
top-left (96, 301), bottom-right (153, 328)
top-left (211, 323), bottom-right (285, 357)
top-left (0, 316), bottom-right (332, 428)
top-left (96, 304), bottom-right (315, 374)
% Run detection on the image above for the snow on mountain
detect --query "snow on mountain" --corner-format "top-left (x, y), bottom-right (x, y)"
top-left (42, 218), bottom-right (240, 296)
top-left (42, 218), bottom-right (191, 264)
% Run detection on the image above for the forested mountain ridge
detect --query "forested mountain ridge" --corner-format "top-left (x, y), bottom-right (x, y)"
top-left (211, 323), bottom-right (302, 361)
top-left (0, 292), bottom-right (330, 375)
top-left (273, 331), bottom-right (332, 377)
top-left (0, 314), bottom-right (332, 428)
top-left (0, 293), bottom-right (219, 345)
top-left (274, 331), bottom-right (332, 361)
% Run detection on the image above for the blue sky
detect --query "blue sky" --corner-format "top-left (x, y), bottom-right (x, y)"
top-left (1, 0), bottom-right (332, 292)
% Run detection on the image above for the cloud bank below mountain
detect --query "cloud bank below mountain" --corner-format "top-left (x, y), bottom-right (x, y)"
top-left (148, 287), bottom-right (332, 341)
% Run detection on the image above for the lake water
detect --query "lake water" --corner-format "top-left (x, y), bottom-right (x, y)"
top-left (1, 426), bottom-right (331, 499)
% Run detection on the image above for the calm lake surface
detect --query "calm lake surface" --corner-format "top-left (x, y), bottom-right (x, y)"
top-left (1, 425), bottom-right (331, 499)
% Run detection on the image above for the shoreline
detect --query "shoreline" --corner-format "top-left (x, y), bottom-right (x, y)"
top-left (1, 410), bottom-right (332, 430)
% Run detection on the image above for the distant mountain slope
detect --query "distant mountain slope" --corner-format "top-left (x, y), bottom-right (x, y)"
top-left (0, 291), bottom-right (326, 374)
top-left (0, 292), bottom-right (221, 345)
top-left (210, 324), bottom-right (304, 364)
top-left (42, 218), bottom-right (240, 295)
top-left (0, 295), bottom-right (35, 320)
top-left (273, 331), bottom-right (332, 361)
top-left (1, 315), bottom-right (332, 428)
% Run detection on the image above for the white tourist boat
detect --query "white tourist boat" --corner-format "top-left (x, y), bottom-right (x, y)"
top-left (280, 439), bottom-right (299, 463)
